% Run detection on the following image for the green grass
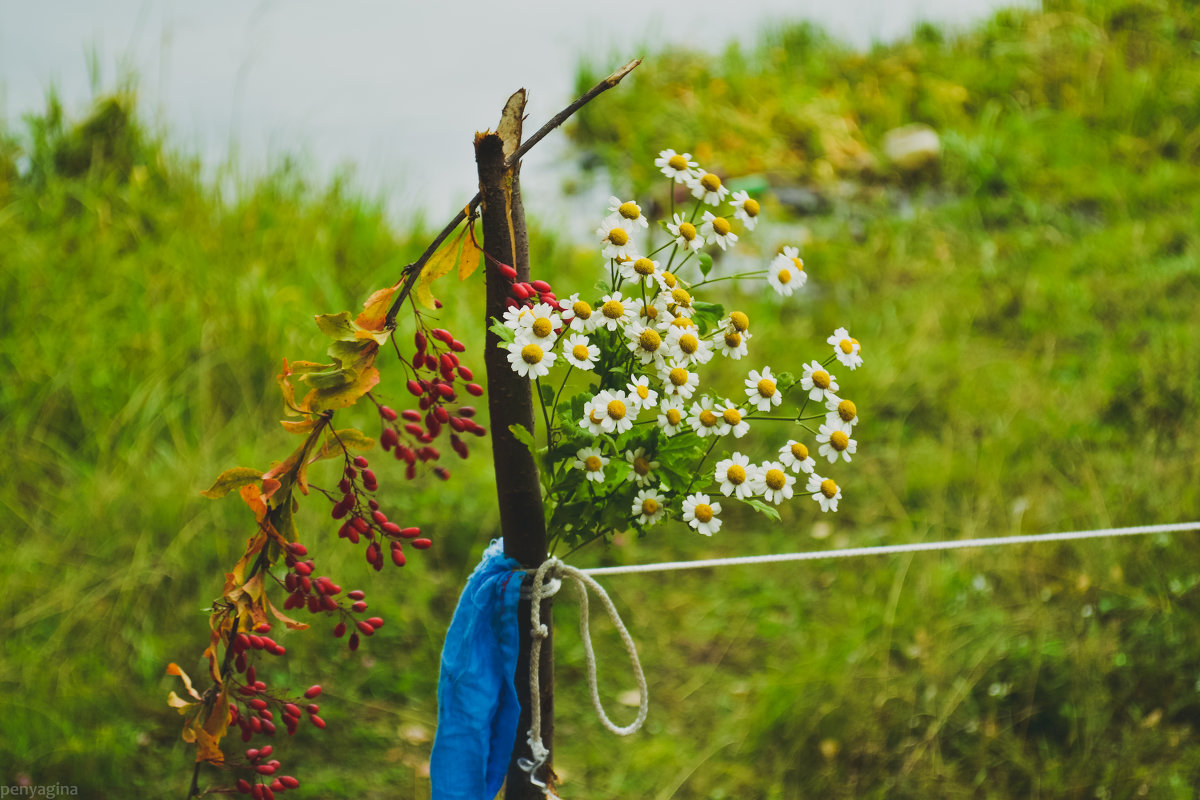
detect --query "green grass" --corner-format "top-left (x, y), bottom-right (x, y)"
top-left (3, 0), bottom-right (1200, 796)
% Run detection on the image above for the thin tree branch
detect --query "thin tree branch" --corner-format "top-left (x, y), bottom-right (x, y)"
top-left (382, 58), bottom-right (641, 329)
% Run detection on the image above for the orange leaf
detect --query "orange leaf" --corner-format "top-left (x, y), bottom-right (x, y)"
top-left (267, 597), bottom-right (310, 631)
top-left (167, 662), bottom-right (203, 701)
top-left (301, 365), bottom-right (381, 414)
top-left (194, 725), bottom-right (224, 764)
top-left (458, 222), bottom-right (481, 281)
top-left (280, 418), bottom-right (319, 435)
top-left (357, 285), bottom-right (399, 331)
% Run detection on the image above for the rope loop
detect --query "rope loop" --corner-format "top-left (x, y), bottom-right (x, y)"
top-left (520, 556), bottom-right (648, 794)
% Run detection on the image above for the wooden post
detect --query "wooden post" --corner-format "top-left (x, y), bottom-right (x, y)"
top-left (475, 90), bottom-right (555, 800)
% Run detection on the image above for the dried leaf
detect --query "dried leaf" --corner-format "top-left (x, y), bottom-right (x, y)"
top-left (302, 365), bottom-right (381, 413)
top-left (167, 690), bottom-right (195, 711)
top-left (201, 467), bottom-right (263, 499)
top-left (458, 221), bottom-right (481, 280)
top-left (314, 311), bottom-right (359, 341)
top-left (357, 285), bottom-right (398, 331)
top-left (167, 662), bottom-right (203, 701)
top-left (415, 225), bottom-right (468, 309)
top-left (267, 597), bottom-right (310, 631)
top-left (280, 418), bottom-right (319, 435)
top-left (194, 726), bottom-right (224, 764)
top-left (310, 428), bottom-right (375, 464)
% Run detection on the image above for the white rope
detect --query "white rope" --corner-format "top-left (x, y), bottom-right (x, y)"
top-left (581, 522), bottom-right (1200, 577)
top-left (518, 556), bottom-right (648, 793)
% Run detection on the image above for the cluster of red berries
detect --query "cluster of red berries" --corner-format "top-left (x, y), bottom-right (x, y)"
top-left (496, 261), bottom-right (558, 311)
top-left (377, 327), bottom-right (487, 481)
top-left (329, 454), bottom-right (432, 576)
top-left (233, 743), bottom-right (301, 798)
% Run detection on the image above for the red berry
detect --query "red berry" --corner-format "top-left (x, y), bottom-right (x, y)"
top-left (259, 746), bottom-right (274, 758)
top-left (306, 703), bottom-right (320, 714)
top-left (286, 542), bottom-right (308, 557)
top-left (414, 331), bottom-right (427, 352)
top-left (347, 590), bottom-right (365, 600)
top-left (531, 279), bottom-right (551, 292)
top-left (248, 698), bottom-right (268, 711)
top-left (237, 779), bottom-right (252, 794)
top-left (352, 601), bottom-right (368, 612)
top-left (310, 714), bottom-right (327, 729)
top-left (406, 379), bottom-right (423, 397)
top-left (262, 788), bottom-right (275, 800)
top-left (349, 633), bottom-right (360, 651)
top-left (284, 703), bottom-right (301, 717)
top-left (367, 617), bottom-right (384, 629)
top-left (512, 282), bottom-right (530, 299)
top-left (353, 456), bottom-right (369, 469)
top-left (466, 383), bottom-right (483, 396)
top-left (498, 263), bottom-right (518, 280)
top-left (391, 548), bottom-right (406, 567)
top-left (246, 747), bottom-right (260, 760)
top-left (372, 510), bottom-right (388, 525)
top-left (457, 366), bottom-right (474, 381)
top-left (432, 328), bottom-right (453, 343)
top-left (270, 779), bottom-right (284, 792)
top-left (357, 620), bottom-right (376, 636)
top-left (361, 469), bottom-right (376, 485)
top-left (280, 776), bottom-right (300, 790)
top-left (404, 422), bottom-right (424, 437)
top-left (450, 339), bottom-right (466, 353)
top-left (256, 763), bottom-right (276, 775)
top-left (413, 538), bottom-right (433, 550)
top-left (381, 428), bottom-right (399, 451)
top-left (434, 467), bottom-right (450, 481)
top-left (261, 719), bottom-right (277, 735)
top-left (333, 621), bottom-right (346, 638)
top-left (400, 526), bottom-right (421, 539)
top-left (304, 685), bottom-right (322, 699)
top-left (379, 405), bottom-right (398, 421)
top-left (293, 561), bottom-right (312, 576)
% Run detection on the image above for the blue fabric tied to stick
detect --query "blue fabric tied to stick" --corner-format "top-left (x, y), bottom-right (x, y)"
top-left (430, 539), bottom-right (524, 800)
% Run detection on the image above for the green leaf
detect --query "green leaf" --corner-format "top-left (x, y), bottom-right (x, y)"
top-left (509, 423), bottom-right (536, 454)
top-left (489, 318), bottom-right (516, 345)
top-left (314, 311), bottom-right (358, 341)
top-left (327, 339), bottom-right (377, 372)
top-left (539, 381), bottom-right (555, 408)
top-left (692, 300), bottom-right (725, 334)
top-left (698, 252), bottom-right (713, 277)
top-left (302, 367), bottom-right (356, 391)
top-left (201, 467), bottom-right (262, 499)
top-left (742, 497), bottom-right (783, 521)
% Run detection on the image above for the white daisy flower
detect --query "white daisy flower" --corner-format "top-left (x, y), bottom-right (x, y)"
top-left (799, 361), bottom-right (839, 402)
top-left (826, 326), bottom-right (863, 370)
top-left (655, 149), bottom-right (700, 183)
top-left (688, 171), bottom-right (730, 206)
top-left (626, 375), bottom-right (659, 411)
top-left (579, 390), bottom-right (617, 435)
top-left (626, 321), bottom-right (668, 368)
top-left (573, 446), bottom-right (609, 482)
top-left (729, 190), bottom-right (761, 230)
top-left (628, 295), bottom-right (668, 330)
top-left (667, 213), bottom-right (703, 253)
top-left (825, 396), bottom-right (859, 429)
top-left (816, 421), bottom-right (857, 464)
top-left (665, 326), bottom-right (713, 366)
top-left (506, 340), bottom-right (556, 379)
top-left (724, 310), bottom-right (751, 335)
top-left (595, 292), bottom-right (633, 332)
top-left (714, 452), bottom-right (756, 499)
top-left (714, 399), bottom-right (750, 438)
top-left (714, 327), bottom-right (750, 360)
top-left (755, 461), bottom-right (796, 505)
top-left (515, 302), bottom-right (561, 347)
top-left (562, 333), bottom-right (599, 371)
top-left (658, 270), bottom-right (680, 290)
top-left (779, 440), bottom-right (816, 475)
top-left (606, 196), bottom-right (649, 229)
top-left (660, 363), bottom-right (700, 401)
top-left (682, 493), bottom-right (723, 536)
top-left (767, 247), bottom-right (807, 296)
top-left (688, 396), bottom-right (729, 438)
top-left (620, 255), bottom-right (663, 288)
top-left (597, 217), bottom-right (636, 260)
top-left (502, 303), bottom-right (532, 330)
top-left (744, 367), bottom-right (782, 412)
top-left (597, 390), bottom-right (635, 435)
top-left (559, 294), bottom-right (597, 333)
top-left (632, 488), bottom-right (667, 526)
top-left (624, 448), bottom-right (660, 487)
top-left (699, 210), bottom-right (738, 250)
top-left (662, 284), bottom-right (697, 318)
top-left (657, 402), bottom-right (686, 436)
top-left (807, 473), bottom-right (842, 513)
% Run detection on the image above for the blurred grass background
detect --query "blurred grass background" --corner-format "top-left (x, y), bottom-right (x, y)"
top-left (2, 0), bottom-right (1199, 797)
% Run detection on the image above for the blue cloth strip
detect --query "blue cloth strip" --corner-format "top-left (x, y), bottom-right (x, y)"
top-left (430, 539), bottom-right (524, 800)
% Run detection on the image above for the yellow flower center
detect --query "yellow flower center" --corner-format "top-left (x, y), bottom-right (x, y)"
top-left (729, 311), bottom-right (749, 332)
top-left (790, 442), bottom-right (809, 461)
top-left (725, 465), bottom-right (746, 484)
top-left (615, 253), bottom-right (632, 263)
top-left (698, 410), bottom-right (719, 427)
top-left (839, 339), bottom-right (855, 354)
top-left (671, 287), bottom-right (692, 307)
top-left (777, 268), bottom-right (793, 284)
top-left (601, 300), bottom-right (625, 319)
top-left (643, 305), bottom-right (659, 320)
top-left (851, 337), bottom-right (861, 353)
top-left (589, 410), bottom-right (604, 424)
top-left (584, 455), bottom-right (603, 472)
top-left (660, 271), bottom-right (678, 288)
top-left (669, 368), bottom-right (689, 386)
top-left (743, 198), bottom-right (760, 217)
top-left (531, 318), bottom-right (553, 338)
top-left (838, 400), bottom-right (857, 422)
top-left (757, 379), bottom-right (777, 397)
top-left (642, 497), bottom-right (660, 515)
top-left (635, 385), bottom-right (650, 399)
top-left (812, 370), bottom-right (831, 389)
top-left (792, 257), bottom-right (804, 272)
top-left (520, 344), bottom-right (543, 364)
top-left (711, 217), bottom-right (731, 236)
top-left (724, 331), bottom-right (742, 348)
top-left (666, 408), bottom-right (682, 425)
top-left (820, 478), bottom-right (838, 499)
top-left (693, 503), bottom-right (714, 523)
top-left (678, 222), bottom-right (697, 241)
top-left (765, 469), bottom-right (787, 491)
top-left (606, 400), bottom-right (627, 420)
top-left (699, 173), bottom-right (722, 192)
top-left (572, 300), bottom-right (592, 319)
top-left (829, 430), bottom-right (850, 451)
top-left (670, 316), bottom-right (695, 329)
top-left (633, 257), bottom-right (656, 276)
top-left (572, 344), bottom-right (590, 361)
top-left (607, 227), bottom-right (629, 247)
top-left (722, 408), bottom-right (742, 425)
top-left (638, 329), bottom-right (662, 352)
top-left (619, 201), bottom-right (640, 220)
top-left (678, 333), bottom-right (699, 354)
top-left (633, 456), bottom-right (651, 474)
top-left (667, 154), bottom-right (688, 171)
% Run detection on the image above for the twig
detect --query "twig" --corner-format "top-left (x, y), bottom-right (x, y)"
top-left (382, 59), bottom-right (641, 329)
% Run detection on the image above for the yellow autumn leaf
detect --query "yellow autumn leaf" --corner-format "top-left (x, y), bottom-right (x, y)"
top-left (415, 223), bottom-right (468, 309)
top-left (357, 284), bottom-right (398, 331)
top-left (458, 221), bottom-right (481, 281)
top-left (167, 662), bottom-right (202, 701)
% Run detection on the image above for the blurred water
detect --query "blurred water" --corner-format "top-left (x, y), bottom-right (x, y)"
top-left (0, 0), bottom-right (1030, 225)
